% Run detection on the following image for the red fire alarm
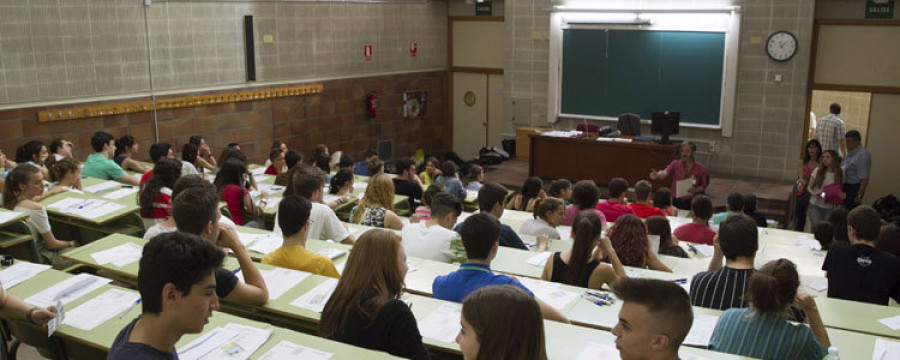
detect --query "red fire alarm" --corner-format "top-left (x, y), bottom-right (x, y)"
top-left (364, 44), bottom-right (373, 61)
top-left (409, 42), bottom-right (418, 57)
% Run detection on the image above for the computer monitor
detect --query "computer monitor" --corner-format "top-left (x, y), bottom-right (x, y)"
top-left (651, 112), bottom-right (680, 144)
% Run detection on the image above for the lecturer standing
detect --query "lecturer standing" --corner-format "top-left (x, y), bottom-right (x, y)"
top-left (650, 142), bottom-right (708, 210)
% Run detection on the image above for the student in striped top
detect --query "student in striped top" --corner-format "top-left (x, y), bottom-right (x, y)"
top-left (689, 214), bottom-right (757, 310)
top-left (709, 259), bottom-right (829, 360)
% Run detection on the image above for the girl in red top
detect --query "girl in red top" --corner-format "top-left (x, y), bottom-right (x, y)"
top-left (264, 149), bottom-right (285, 175)
top-left (139, 158), bottom-right (181, 223)
top-left (216, 158), bottom-right (268, 227)
top-left (795, 139), bottom-right (822, 231)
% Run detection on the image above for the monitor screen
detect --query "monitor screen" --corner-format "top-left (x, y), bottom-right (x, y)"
top-left (651, 112), bottom-right (680, 144)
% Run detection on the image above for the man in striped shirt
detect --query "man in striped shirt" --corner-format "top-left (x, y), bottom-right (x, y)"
top-left (689, 214), bottom-right (758, 310)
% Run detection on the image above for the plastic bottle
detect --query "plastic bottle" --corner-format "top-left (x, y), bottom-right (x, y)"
top-left (823, 347), bottom-right (839, 360)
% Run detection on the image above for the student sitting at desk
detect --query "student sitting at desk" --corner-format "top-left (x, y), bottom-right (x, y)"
top-left (143, 175), bottom-right (235, 240)
top-left (401, 193), bottom-right (466, 263)
top-left (645, 216), bottom-right (689, 258)
top-left (547, 178), bottom-right (572, 205)
top-left (711, 193), bottom-right (743, 225)
top-left (46, 157), bottom-right (82, 192)
top-left (611, 278), bottom-right (693, 360)
top-left (314, 153), bottom-right (331, 175)
top-left (140, 142), bottom-right (175, 185)
top-left (458, 285), bottom-right (547, 360)
top-left (368, 158), bottom-right (385, 177)
top-left (264, 148), bottom-right (285, 176)
top-left (742, 194), bottom-right (768, 228)
top-left (629, 180), bottom-right (666, 219)
top-left (454, 182), bottom-right (545, 252)
top-left (596, 177), bottom-right (633, 222)
top-left (434, 213), bottom-right (568, 323)
top-left (189, 135), bottom-right (217, 172)
top-left (419, 156), bottom-right (441, 186)
top-left (877, 222), bottom-right (900, 257)
top-left (436, 161), bottom-right (466, 202)
top-left (349, 174), bottom-right (403, 230)
top-left (690, 214), bottom-right (758, 310)
top-left (15, 140), bottom-right (50, 179)
top-left (82, 132), bottom-right (140, 185)
top-left (275, 150), bottom-right (303, 187)
top-left (113, 135), bottom-right (149, 174)
top-left (506, 176), bottom-right (544, 212)
top-left (326, 167), bottom-right (354, 209)
top-left (542, 211), bottom-right (625, 289)
top-left (108, 231), bottom-right (224, 360)
top-left (215, 158), bottom-right (267, 228)
top-left (139, 158), bottom-right (181, 225)
top-left (412, 184), bottom-right (443, 222)
top-left (393, 157), bottom-right (424, 210)
top-left (653, 187), bottom-right (678, 216)
top-left (320, 229), bottom-right (430, 360)
top-left (673, 195), bottom-right (716, 246)
top-left (172, 187), bottom-right (269, 305)
top-left (606, 214), bottom-right (671, 272)
top-left (519, 197), bottom-right (564, 240)
top-left (353, 149), bottom-right (378, 176)
top-left (823, 205), bottom-right (900, 305)
top-left (263, 195), bottom-right (340, 278)
top-left (180, 142), bottom-right (202, 177)
top-left (562, 180), bottom-right (607, 228)
top-left (49, 138), bottom-right (75, 162)
top-left (464, 164), bottom-right (483, 192)
top-left (264, 141), bottom-right (287, 167)
top-left (338, 154), bottom-right (355, 171)
top-left (709, 259), bottom-right (829, 360)
top-left (275, 165), bottom-right (354, 245)
top-left (3, 164), bottom-right (78, 268)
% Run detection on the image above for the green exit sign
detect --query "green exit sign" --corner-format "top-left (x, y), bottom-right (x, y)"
top-left (866, 0), bottom-right (894, 18)
top-left (476, 2), bottom-right (492, 16)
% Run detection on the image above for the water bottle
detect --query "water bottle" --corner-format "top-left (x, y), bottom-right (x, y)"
top-left (823, 347), bottom-right (839, 360)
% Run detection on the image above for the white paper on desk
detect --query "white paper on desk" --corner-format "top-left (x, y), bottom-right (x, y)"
top-left (0, 210), bottom-right (22, 224)
top-left (47, 197), bottom-right (85, 211)
top-left (47, 299), bottom-right (64, 337)
top-left (194, 323), bottom-right (272, 360)
top-left (683, 314), bottom-right (719, 347)
top-left (679, 354), bottom-right (714, 360)
top-left (0, 262), bottom-right (51, 290)
top-left (596, 137), bottom-right (614, 142)
top-left (49, 198), bottom-right (125, 219)
top-left (90, 242), bottom-right (143, 267)
top-left (253, 175), bottom-right (270, 182)
top-left (356, 192), bottom-right (364, 200)
top-left (289, 278), bottom-right (338, 313)
top-left (878, 315), bottom-right (900, 330)
top-left (525, 252), bottom-right (552, 267)
top-left (236, 267), bottom-right (309, 301)
top-left (250, 167), bottom-right (268, 176)
top-left (557, 226), bottom-right (572, 241)
top-left (675, 178), bottom-right (693, 198)
top-left (177, 327), bottom-right (241, 360)
top-left (257, 184), bottom-right (285, 194)
top-left (83, 180), bottom-right (120, 193)
top-left (465, 190), bottom-right (478, 201)
top-left (316, 248), bottom-right (347, 260)
top-left (102, 187), bottom-right (138, 200)
top-left (874, 338), bottom-right (900, 360)
top-left (264, 197), bottom-right (283, 210)
top-left (576, 343), bottom-right (620, 360)
top-left (794, 236), bottom-right (823, 251)
top-left (519, 278), bottom-right (579, 310)
top-left (25, 273), bottom-right (112, 308)
top-left (248, 234), bottom-right (283, 255)
top-left (322, 194), bottom-right (340, 205)
top-left (692, 244), bottom-right (715, 257)
top-left (417, 303), bottom-right (462, 343)
top-left (335, 261), bottom-right (346, 275)
top-left (626, 268), bottom-right (645, 278)
top-left (807, 279), bottom-right (828, 292)
top-left (352, 182), bottom-right (368, 189)
top-left (62, 288), bottom-right (140, 330)
top-left (455, 212), bottom-right (472, 226)
top-left (258, 340), bottom-right (333, 360)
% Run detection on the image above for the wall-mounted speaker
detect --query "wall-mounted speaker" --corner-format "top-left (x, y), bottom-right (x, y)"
top-left (244, 15), bottom-right (256, 81)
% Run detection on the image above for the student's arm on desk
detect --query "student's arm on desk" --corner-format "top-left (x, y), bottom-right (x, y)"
top-left (0, 290), bottom-right (56, 327)
top-left (116, 173), bottom-right (140, 186)
top-left (218, 224), bottom-right (269, 305)
top-left (122, 158), bottom-right (148, 174)
top-left (29, 187), bottom-right (66, 202)
top-left (796, 293), bottom-right (830, 348)
top-left (708, 235), bottom-right (724, 271)
top-left (645, 251), bottom-right (671, 273)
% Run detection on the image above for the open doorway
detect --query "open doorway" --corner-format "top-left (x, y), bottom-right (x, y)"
top-left (808, 90), bottom-right (872, 147)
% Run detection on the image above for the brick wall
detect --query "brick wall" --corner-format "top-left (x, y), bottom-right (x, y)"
top-left (0, 71), bottom-right (450, 166)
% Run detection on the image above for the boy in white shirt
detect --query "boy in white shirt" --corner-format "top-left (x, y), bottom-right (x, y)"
top-left (401, 193), bottom-right (466, 263)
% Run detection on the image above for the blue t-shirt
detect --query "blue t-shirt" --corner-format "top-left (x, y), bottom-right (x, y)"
top-left (108, 317), bottom-right (178, 360)
top-left (454, 222), bottom-right (528, 251)
top-left (432, 263), bottom-right (534, 303)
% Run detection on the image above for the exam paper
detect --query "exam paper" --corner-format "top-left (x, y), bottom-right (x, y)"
top-left (289, 278), bottom-right (338, 313)
top-left (576, 343), bottom-right (620, 360)
top-left (25, 273), bottom-right (112, 308)
top-left (48, 198), bottom-right (125, 219)
top-left (322, 194), bottom-right (341, 205)
top-left (178, 327), bottom-right (241, 360)
top-left (0, 262), bottom-right (51, 290)
top-left (196, 323), bottom-right (272, 360)
top-left (250, 167), bottom-right (267, 176)
top-left (0, 210), bottom-right (22, 224)
top-left (335, 262), bottom-right (346, 275)
top-left (102, 187), bottom-right (138, 200)
top-left (316, 248), bottom-right (347, 260)
top-left (675, 178), bottom-right (694, 198)
top-left (257, 184), bottom-right (285, 194)
top-left (237, 267), bottom-right (309, 301)
top-left (873, 338), bottom-right (900, 360)
top-left (417, 303), bottom-right (462, 343)
top-left (62, 288), bottom-right (139, 330)
top-left (878, 315), bottom-right (900, 330)
top-left (258, 341), bottom-right (333, 360)
top-left (90, 242), bottom-right (143, 267)
top-left (264, 197), bottom-right (282, 210)
top-left (692, 244), bottom-right (715, 257)
top-left (519, 278), bottom-right (579, 310)
top-left (352, 182), bottom-right (368, 189)
top-left (683, 315), bottom-right (719, 347)
top-left (807, 279), bottom-right (828, 292)
top-left (47, 300), bottom-right (64, 337)
top-left (525, 252), bottom-right (552, 267)
top-left (557, 226), bottom-right (572, 241)
top-left (83, 180), bottom-right (120, 194)
top-left (248, 234), bottom-right (284, 255)
top-left (253, 175), bottom-right (270, 182)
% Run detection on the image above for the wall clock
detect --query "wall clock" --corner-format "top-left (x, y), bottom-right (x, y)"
top-left (766, 30), bottom-right (798, 62)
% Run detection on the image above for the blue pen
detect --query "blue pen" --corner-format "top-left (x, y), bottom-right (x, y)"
top-left (118, 298), bottom-right (142, 319)
top-left (232, 267), bottom-right (241, 274)
top-left (671, 278), bottom-right (688, 284)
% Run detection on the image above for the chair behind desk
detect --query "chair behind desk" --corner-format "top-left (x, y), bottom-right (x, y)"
top-left (617, 113), bottom-right (641, 136)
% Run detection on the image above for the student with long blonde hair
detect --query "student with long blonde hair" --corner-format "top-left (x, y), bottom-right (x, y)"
top-left (349, 174), bottom-right (403, 230)
top-left (320, 229), bottom-right (429, 360)
top-left (457, 285), bottom-right (547, 360)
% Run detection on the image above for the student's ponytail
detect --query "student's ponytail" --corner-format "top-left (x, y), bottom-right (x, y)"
top-left (564, 211), bottom-right (602, 286)
top-left (746, 258), bottom-right (799, 315)
top-left (47, 157), bottom-right (78, 183)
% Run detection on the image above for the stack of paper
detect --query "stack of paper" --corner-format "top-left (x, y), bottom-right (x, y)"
top-left (519, 278), bottom-right (579, 310)
top-left (83, 181), bottom-right (120, 194)
top-left (237, 267), bottom-right (310, 300)
top-left (62, 288), bottom-right (140, 330)
top-left (316, 248), bottom-right (347, 260)
top-left (177, 327), bottom-right (241, 360)
top-left (247, 234), bottom-right (283, 255)
top-left (0, 210), bottom-right (23, 224)
top-left (0, 262), bottom-right (51, 290)
top-left (417, 303), bottom-right (462, 343)
top-left (874, 338), bottom-right (900, 360)
top-left (90, 242), bottom-right (143, 267)
top-left (258, 341), bottom-right (334, 360)
top-left (525, 252), bottom-right (552, 267)
top-left (682, 315), bottom-right (719, 347)
top-left (25, 273), bottom-right (112, 307)
top-left (47, 198), bottom-right (125, 220)
top-left (290, 278), bottom-right (338, 313)
top-left (540, 130), bottom-right (582, 138)
top-left (102, 187), bottom-right (138, 200)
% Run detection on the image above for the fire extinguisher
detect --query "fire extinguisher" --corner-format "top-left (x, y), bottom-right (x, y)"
top-left (366, 91), bottom-right (377, 119)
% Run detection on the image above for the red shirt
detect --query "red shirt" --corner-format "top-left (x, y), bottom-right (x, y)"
top-left (222, 184), bottom-right (247, 225)
top-left (664, 159), bottom-right (708, 199)
top-left (140, 170), bottom-right (153, 186)
top-left (142, 187), bottom-right (172, 220)
top-left (629, 203), bottom-right (667, 219)
top-left (264, 164), bottom-right (279, 175)
top-left (673, 222), bottom-right (716, 246)
top-left (563, 205), bottom-right (607, 229)
top-left (596, 200), bottom-right (634, 223)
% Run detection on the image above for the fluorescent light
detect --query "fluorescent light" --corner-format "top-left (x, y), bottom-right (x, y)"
top-left (552, 5), bottom-right (739, 14)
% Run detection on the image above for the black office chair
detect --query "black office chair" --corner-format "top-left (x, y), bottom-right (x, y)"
top-left (617, 113), bottom-right (641, 136)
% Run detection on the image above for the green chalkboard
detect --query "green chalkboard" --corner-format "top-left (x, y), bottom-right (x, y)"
top-left (560, 29), bottom-right (726, 126)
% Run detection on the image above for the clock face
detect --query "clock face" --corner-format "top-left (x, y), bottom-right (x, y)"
top-left (766, 31), bottom-right (798, 62)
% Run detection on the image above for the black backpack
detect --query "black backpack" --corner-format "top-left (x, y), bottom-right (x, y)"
top-left (874, 194), bottom-right (900, 221)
